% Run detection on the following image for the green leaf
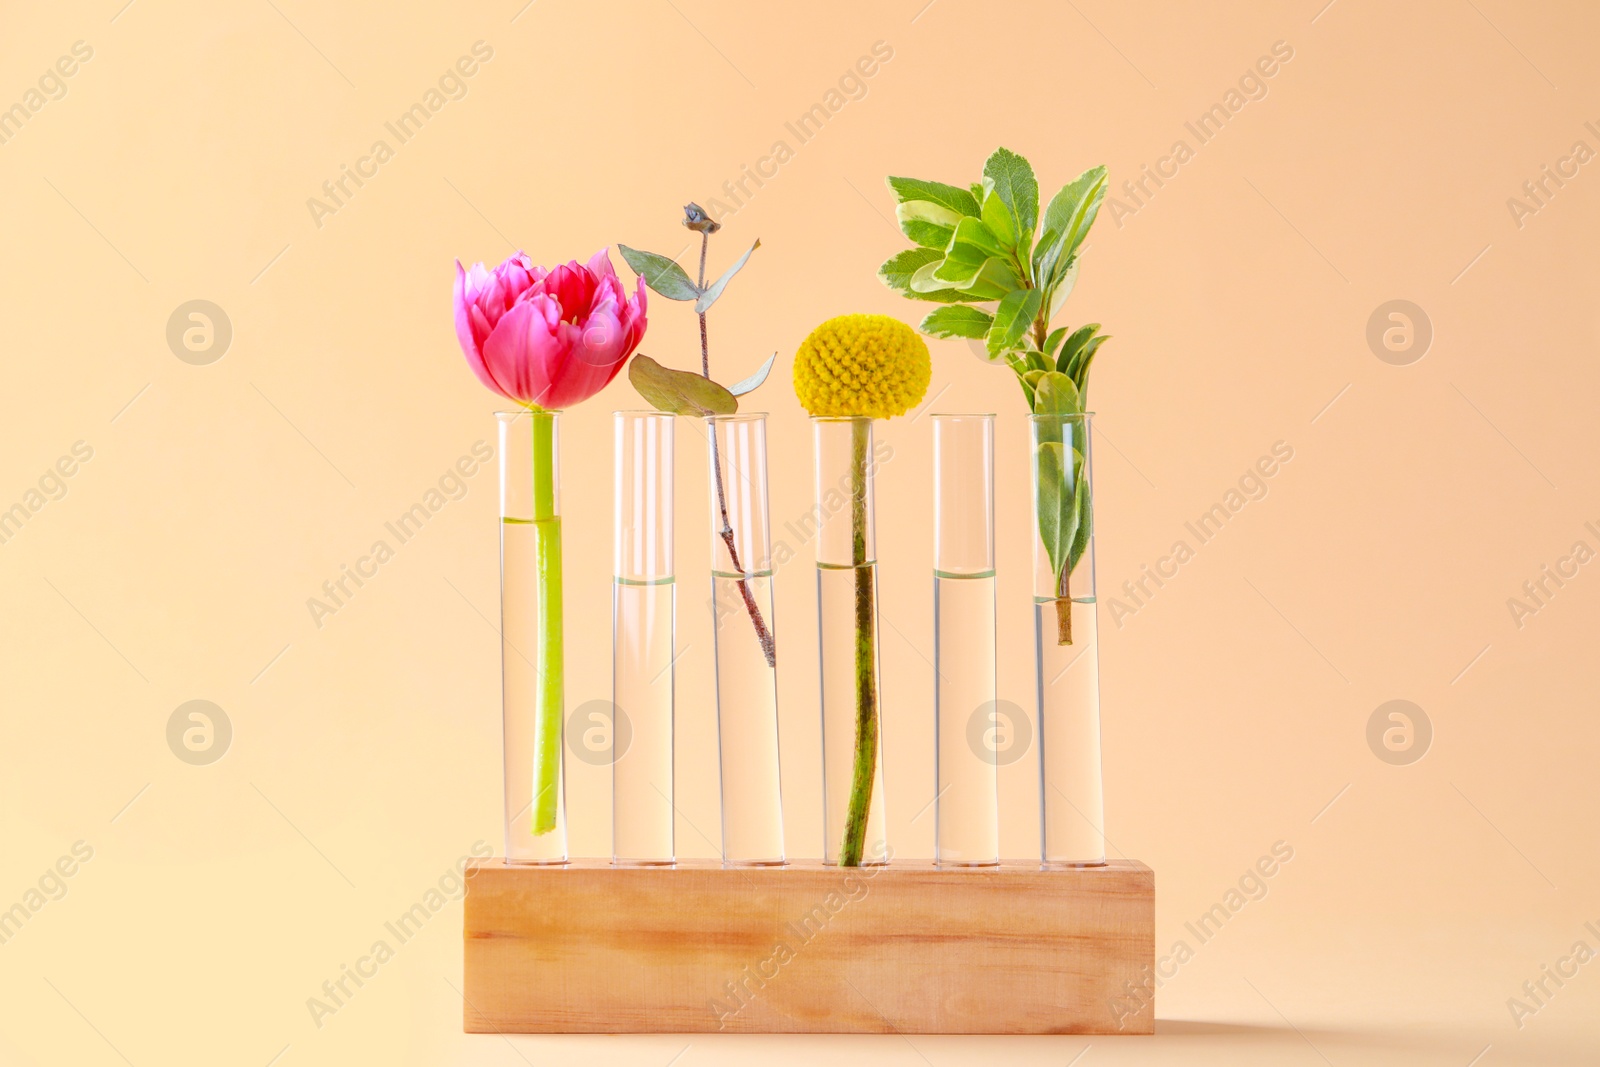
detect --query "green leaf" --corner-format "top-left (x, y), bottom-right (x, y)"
top-left (987, 287), bottom-right (1041, 357)
top-left (1035, 166), bottom-right (1107, 285)
top-left (1066, 465), bottom-right (1092, 573)
top-left (1032, 370), bottom-right (1081, 416)
top-left (629, 354), bottom-right (737, 416)
top-left (885, 176), bottom-right (981, 216)
top-left (1047, 258), bottom-right (1080, 321)
top-left (879, 247), bottom-right (942, 291)
top-left (902, 285), bottom-right (991, 304)
top-left (959, 256), bottom-right (1024, 301)
top-left (1035, 441), bottom-right (1080, 580)
top-left (946, 216), bottom-right (1007, 261)
top-left (1024, 349), bottom-right (1050, 373)
top-left (910, 258), bottom-right (1002, 301)
top-left (931, 241), bottom-right (989, 289)
top-left (727, 351), bottom-right (777, 396)
top-left (1020, 369), bottom-right (1044, 408)
top-left (694, 239), bottom-right (759, 314)
top-left (1043, 326), bottom-right (1071, 358)
top-left (902, 220), bottom-right (955, 249)
top-left (1066, 335), bottom-right (1108, 399)
top-left (896, 200), bottom-right (963, 249)
top-left (1053, 324), bottom-right (1099, 374)
top-left (617, 245), bottom-right (700, 301)
top-left (983, 147), bottom-right (1039, 240)
top-left (920, 305), bottom-right (994, 340)
top-left (979, 186), bottom-right (1018, 252)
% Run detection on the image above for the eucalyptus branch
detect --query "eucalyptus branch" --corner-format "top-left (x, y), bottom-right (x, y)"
top-left (619, 206), bottom-right (778, 666)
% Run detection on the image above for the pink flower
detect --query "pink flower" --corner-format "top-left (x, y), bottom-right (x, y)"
top-left (453, 248), bottom-right (647, 409)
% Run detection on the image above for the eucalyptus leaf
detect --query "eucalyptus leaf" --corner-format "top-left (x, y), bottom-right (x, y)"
top-left (885, 176), bottom-right (981, 216)
top-left (987, 288), bottom-right (1041, 357)
top-left (694, 238), bottom-right (760, 314)
top-left (983, 147), bottom-right (1039, 241)
top-left (1032, 370), bottom-right (1081, 416)
top-left (629, 354), bottom-right (737, 416)
top-left (727, 351), bottom-right (777, 396)
top-left (879, 247), bottom-right (941, 291)
top-left (617, 245), bottom-right (700, 302)
top-left (920, 305), bottom-right (994, 340)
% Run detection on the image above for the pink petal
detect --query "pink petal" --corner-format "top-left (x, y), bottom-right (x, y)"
top-left (454, 260), bottom-right (501, 397)
top-left (481, 297), bottom-right (567, 407)
top-left (586, 247), bottom-right (618, 284)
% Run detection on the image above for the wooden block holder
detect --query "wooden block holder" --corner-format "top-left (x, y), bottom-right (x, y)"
top-left (464, 858), bottom-right (1155, 1034)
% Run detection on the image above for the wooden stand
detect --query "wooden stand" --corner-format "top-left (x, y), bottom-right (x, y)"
top-left (463, 859), bottom-right (1155, 1034)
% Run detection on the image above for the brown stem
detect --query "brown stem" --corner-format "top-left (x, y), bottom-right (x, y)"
top-left (698, 230), bottom-right (776, 667)
top-left (1055, 564), bottom-right (1072, 646)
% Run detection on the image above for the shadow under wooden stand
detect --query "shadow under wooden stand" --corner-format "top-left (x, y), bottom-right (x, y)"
top-left (463, 859), bottom-right (1155, 1034)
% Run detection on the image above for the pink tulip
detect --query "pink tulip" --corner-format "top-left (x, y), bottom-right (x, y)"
top-left (453, 248), bottom-right (647, 409)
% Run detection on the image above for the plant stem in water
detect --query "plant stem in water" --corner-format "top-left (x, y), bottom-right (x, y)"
top-left (1055, 565), bottom-right (1072, 646)
top-left (530, 413), bottom-right (563, 834)
top-left (840, 418), bottom-right (878, 866)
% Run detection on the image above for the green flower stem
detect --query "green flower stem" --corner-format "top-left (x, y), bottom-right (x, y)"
top-left (530, 412), bottom-right (563, 836)
top-left (840, 417), bottom-right (879, 867)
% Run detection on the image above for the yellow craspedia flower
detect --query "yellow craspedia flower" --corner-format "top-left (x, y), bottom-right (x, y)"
top-left (793, 314), bottom-right (931, 418)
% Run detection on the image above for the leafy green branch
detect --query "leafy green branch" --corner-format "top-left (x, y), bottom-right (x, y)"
top-left (878, 149), bottom-right (1111, 643)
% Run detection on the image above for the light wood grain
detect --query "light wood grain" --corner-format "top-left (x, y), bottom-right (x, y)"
top-left (463, 859), bottom-right (1155, 1034)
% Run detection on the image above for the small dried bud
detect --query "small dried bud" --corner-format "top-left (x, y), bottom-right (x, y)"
top-left (682, 202), bottom-right (721, 234)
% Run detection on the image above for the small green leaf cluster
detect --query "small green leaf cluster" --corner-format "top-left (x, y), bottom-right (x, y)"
top-left (878, 147), bottom-right (1109, 417)
top-left (879, 148), bottom-right (1111, 594)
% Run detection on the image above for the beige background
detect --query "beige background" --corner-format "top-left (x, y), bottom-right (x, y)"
top-left (2, 0), bottom-right (1597, 1063)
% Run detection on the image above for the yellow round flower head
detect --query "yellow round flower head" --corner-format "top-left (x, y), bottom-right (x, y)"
top-left (793, 313), bottom-right (931, 418)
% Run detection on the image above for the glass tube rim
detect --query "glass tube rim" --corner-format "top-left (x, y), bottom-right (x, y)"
top-left (929, 411), bottom-right (997, 420)
top-left (703, 411), bottom-right (768, 424)
top-left (1026, 411), bottom-right (1096, 422)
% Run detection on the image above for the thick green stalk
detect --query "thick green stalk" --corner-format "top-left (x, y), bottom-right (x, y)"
top-left (840, 418), bottom-right (878, 867)
top-left (530, 412), bottom-right (564, 835)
